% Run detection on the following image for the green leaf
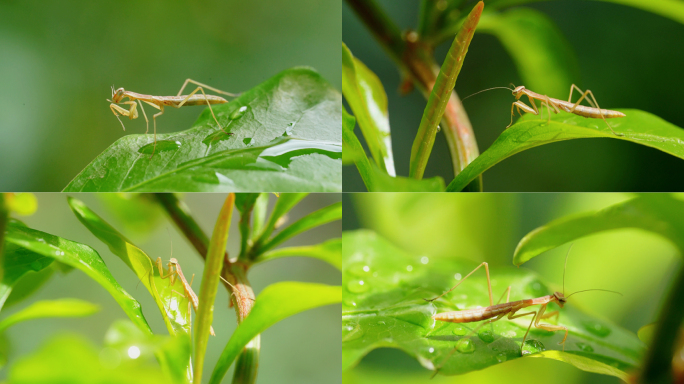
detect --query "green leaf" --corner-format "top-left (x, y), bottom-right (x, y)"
top-left (209, 282), bottom-right (341, 384)
top-left (343, 109), bottom-right (445, 191)
top-left (4, 221), bottom-right (152, 334)
top-left (0, 299), bottom-right (99, 333)
top-left (97, 193), bottom-right (165, 237)
top-left (67, 196), bottom-right (190, 336)
top-left (0, 238), bottom-right (55, 310)
top-left (446, 110), bottom-right (684, 191)
top-left (342, 230), bottom-right (643, 378)
top-left (342, 43), bottom-right (396, 176)
top-left (257, 238), bottom-right (342, 270)
top-left (410, 2), bottom-right (483, 179)
top-left (194, 194), bottom-right (234, 383)
top-left (478, 8), bottom-right (579, 97)
top-left (3, 262), bottom-right (56, 309)
top-left (258, 201), bottom-right (342, 254)
top-left (259, 193), bottom-right (308, 241)
top-left (528, 350), bottom-right (629, 382)
top-left (64, 68), bottom-right (341, 192)
top-left (513, 194), bottom-right (684, 266)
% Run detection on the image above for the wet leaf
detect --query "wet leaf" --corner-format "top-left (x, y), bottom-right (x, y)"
top-left (447, 110), bottom-right (684, 191)
top-left (65, 68), bottom-right (341, 192)
top-left (342, 230), bottom-right (644, 378)
top-left (3, 221), bottom-right (152, 334)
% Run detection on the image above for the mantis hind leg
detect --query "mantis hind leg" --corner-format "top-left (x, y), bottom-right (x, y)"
top-left (176, 78), bottom-right (239, 98)
top-left (178, 86), bottom-right (232, 136)
top-left (149, 105), bottom-right (165, 159)
top-left (566, 84), bottom-right (623, 136)
top-left (507, 309), bottom-right (538, 356)
top-left (424, 262), bottom-right (494, 306)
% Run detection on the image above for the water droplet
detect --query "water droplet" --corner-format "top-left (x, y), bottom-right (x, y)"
top-left (406, 265), bottom-right (413, 272)
top-left (582, 320), bottom-right (611, 337)
top-left (527, 279), bottom-right (547, 297)
top-left (54, 250), bottom-right (64, 256)
top-left (342, 321), bottom-right (363, 341)
top-left (522, 340), bottom-right (545, 355)
top-left (243, 137), bottom-right (254, 146)
top-left (346, 279), bottom-right (368, 293)
top-left (457, 339), bottom-right (475, 354)
top-left (29, 261), bottom-right (43, 271)
top-left (420, 256), bottom-right (429, 265)
top-left (138, 140), bottom-right (181, 155)
top-left (347, 262), bottom-right (371, 277)
top-left (496, 353), bottom-right (507, 363)
top-left (436, 125), bottom-right (441, 132)
top-left (230, 105), bottom-right (248, 120)
top-left (478, 329), bottom-right (495, 343)
top-left (283, 123), bottom-right (295, 136)
top-left (454, 273), bottom-right (462, 280)
top-left (428, 347), bottom-right (435, 354)
top-left (576, 342), bottom-right (594, 352)
top-left (452, 325), bottom-right (468, 336)
top-left (377, 321), bottom-right (385, 325)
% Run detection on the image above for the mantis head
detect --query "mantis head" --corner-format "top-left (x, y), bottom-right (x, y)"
top-left (553, 291), bottom-right (567, 308)
top-left (512, 85), bottom-right (526, 99)
top-left (110, 86), bottom-right (126, 103)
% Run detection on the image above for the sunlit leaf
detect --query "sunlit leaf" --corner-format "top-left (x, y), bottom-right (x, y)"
top-left (257, 238), bottom-right (342, 270)
top-left (447, 110), bottom-right (684, 191)
top-left (0, 299), bottom-right (99, 332)
top-left (64, 68), bottom-right (341, 192)
top-left (342, 230), bottom-right (643, 378)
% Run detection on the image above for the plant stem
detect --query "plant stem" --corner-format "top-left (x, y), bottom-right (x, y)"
top-left (154, 193), bottom-right (260, 383)
top-left (346, 0), bottom-right (482, 190)
top-left (639, 263), bottom-right (684, 384)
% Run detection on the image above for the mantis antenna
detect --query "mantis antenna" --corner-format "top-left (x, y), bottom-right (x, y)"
top-left (461, 86), bottom-right (514, 101)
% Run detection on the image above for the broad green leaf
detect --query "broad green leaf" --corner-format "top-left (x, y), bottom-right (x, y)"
top-left (64, 68), bottom-right (341, 192)
top-left (4, 221), bottom-right (152, 334)
top-left (343, 108), bottom-right (445, 191)
top-left (410, 2), bottom-right (483, 180)
top-left (209, 282), bottom-right (341, 384)
top-left (0, 238), bottom-right (54, 310)
top-left (67, 197), bottom-right (190, 336)
top-left (0, 299), bottom-right (99, 333)
top-left (446, 110), bottom-right (684, 191)
top-left (513, 195), bottom-right (684, 266)
top-left (258, 202), bottom-right (342, 254)
top-left (342, 43), bottom-right (395, 176)
top-left (478, 8), bottom-right (579, 97)
top-left (257, 238), bottom-right (342, 270)
top-left (3, 262), bottom-right (56, 309)
top-left (8, 333), bottom-right (176, 384)
top-left (342, 230), bottom-right (643, 378)
top-left (194, 194), bottom-right (234, 383)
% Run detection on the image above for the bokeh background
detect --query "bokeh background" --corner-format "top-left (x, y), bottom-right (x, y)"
top-left (343, 1), bottom-right (684, 191)
top-left (342, 192), bottom-right (683, 384)
top-left (1, 193), bottom-right (341, 384)
top-left (0, 0), bottom-right (341, 191)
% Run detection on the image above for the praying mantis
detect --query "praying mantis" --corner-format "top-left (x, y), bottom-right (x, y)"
top-left (425, 245), bottom-right (620, 376)
top-left (464, 84), bottom-right (626, 136)
top-left (107, 79), bottom-right (239, 157)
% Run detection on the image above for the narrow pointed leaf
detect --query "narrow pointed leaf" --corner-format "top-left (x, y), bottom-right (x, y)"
top-left (64, 68), bottom-right (342, 192)
top-left (0, 299), bottom-right (99, 333)
top-left (257, 238), bottom-right (342, 270)
top-left (4, 221), bottom-right (152, 334)
top-left (209, 282), bottom-right (341, 384)
top-left (447, 110), bottom-right (684, 191)
top-left (410, 1), bottom-right (483, 179)
top-left (342, 43), bottom-right (395, 176)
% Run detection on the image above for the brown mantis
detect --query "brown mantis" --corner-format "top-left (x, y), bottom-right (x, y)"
top-left (424, 245), bottom-right (620, 375)
top-left (107, 79), bottom-right (239, 157)
top-left (464, 83), bottom-right (626, 136)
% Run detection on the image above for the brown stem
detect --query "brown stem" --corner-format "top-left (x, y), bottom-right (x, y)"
top-left (346, 0), bottom-right (481, 189)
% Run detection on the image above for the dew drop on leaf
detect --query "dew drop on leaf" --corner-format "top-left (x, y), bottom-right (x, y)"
top-left (230, 105), bottom-right (248, 120)
top-left (342, 321), bottom-right (363, 342)
top-left (576, 342), bottom-right (594, 352)
top-left (582, 320), bottom-right (611, 337)
top-left (346, 279), bottom-right (369, 293)
top-left (457, 339), bottom-right (475, 354)
top-left (478, 329), bottom-right (495, 343)
top-left (452, 325), bottom-right (468, 336)
top-left (496, 353), bottom-right (507, 363)
top-left (522, 339), bottom-right (545, 355)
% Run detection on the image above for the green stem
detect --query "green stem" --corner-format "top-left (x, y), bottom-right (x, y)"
top-left (345, 0), bottom-right (482, 190)
top-left (639, 263), bottom-right (684, 384)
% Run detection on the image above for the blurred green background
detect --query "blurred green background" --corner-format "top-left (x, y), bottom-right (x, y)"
top-left (0, 0), bottom-right (341, 191)
top-left (342, 192), bottom-right (683, 384)
top-left (343, 1), bottom-right (684, 191)
top-left (0, 193), bottom-right (341, 383)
